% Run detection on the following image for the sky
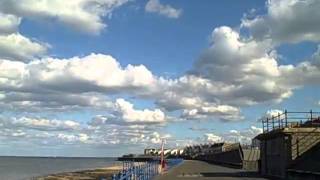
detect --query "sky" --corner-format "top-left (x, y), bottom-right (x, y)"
top-left (0, 0), bottom-right (320, 157)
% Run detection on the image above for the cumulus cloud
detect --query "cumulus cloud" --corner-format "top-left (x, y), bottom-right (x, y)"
top-left (259, 109), bottom-right (283, 121)
top-left (0, 0), bottom-right (130, 61)
top-left (2, 0), bottom-right (320, 154)
top-left (1, 117), bottom-right (80, 131)
top-left (3, 53), bottom-right (155, 93)
top-left (0, 33), bottom-right (48, 61)
top-left (1, 26), bottom-right (318, 123)
top-left (0, 92), bottom-right (113, 112)
top-left (90, 98), bottom-right (167, 126)
top-left (181, 104), bottom-right (243, 121)
top-left (278, 46), bottom-right (320, 87)
top-left (0, 53), bottom-right (158, 111)
top-left (242, 0), bottom-right (320, 44)
top-left (192, 126), bottom-right (262, 145)
top-left (0, 10), bottom-right (47, 62)
top-left (0, 0), bottom-right (129, 35)
top-left (114, 98), bottom-right (166, 123)
top-left (145, 0), bottom-right (182, 19)
top-left (192, 26), bottom-right (289, 103)
top-left (204, 133), bottom-right (223, 143)
top-left (0, 115), bottom-right (170, 148)
top-left (0, 13), bottom-right (21, 34)
top-left (223, 126), bottom-right (263, 144)
top-left (187, 126), bottom-right (262, 145)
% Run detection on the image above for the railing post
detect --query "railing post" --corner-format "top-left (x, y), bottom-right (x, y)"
top-left (278, 112), bottom-right (281, 129)
top-left (285, 110), bottom-right (288, 127)
top-left (296, 138), bottom-right (299, 158)
top-left (266, 117), bottom-right (269, 132)
top-left (310, 110), bottom-right (313, 125)
top-left (272, 115), bottom-right (275, 130)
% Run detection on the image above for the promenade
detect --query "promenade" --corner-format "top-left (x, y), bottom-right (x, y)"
top-left (155, 160), bottom-right (269, 180)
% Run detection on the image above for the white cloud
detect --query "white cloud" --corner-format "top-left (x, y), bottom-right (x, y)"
top-left (0, 0), bottom-right (130, 61)
top-left (0, 33), bottom-right (48, 61)
top-left (1, 117), bottom-right (81, 131)
top-left (223, 126), bottom-right (262, 144)
top-left (0, 115), bottom-right (169, 147)
top-left (204, 133), bottom-right (223, 143)
top-left (181, 104), bottom-right (243, 121)
top-left (0, 53), bottom-right (157, 111)
top-left (242, 0), bottom-right (320, 44)
top-left (57, 133), bottom-right (89, 144)
top-left (145, 0), bottom-right (182, 19)
top-left (259, 109), bottom-right (283, 121)
top-left (190, 126), bottom-right (262, 145)
top-left (114, 98), bottom-right (166, 123)
top-left (17, 53), bottom-right (156, 92)
top-left (0, 13), bottom-right (21, 34)
top-left (0, 0), bottom-right (129, 35)
top-left (189, 26), bottom-right (294, 105)
top-left (0, 11), bottom-right (48, 62)
top-left (90, 98), bottom-right (167, 126)
top-left (0, 92), bottom-right (113, 112)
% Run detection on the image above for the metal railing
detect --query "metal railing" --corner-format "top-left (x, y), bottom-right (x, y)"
top-left (112, 161), bottom-right (159, 180)
top-left (262, 110), bottom-right (320, 133)
top-left (112, 159), bottom-right (183, 180)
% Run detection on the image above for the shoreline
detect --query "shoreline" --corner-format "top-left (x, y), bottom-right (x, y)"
top-left (35, 164), bottom-right (122, 180)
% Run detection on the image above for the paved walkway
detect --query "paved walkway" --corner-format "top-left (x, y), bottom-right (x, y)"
top-left (155, 160), bottom-right (269, 180)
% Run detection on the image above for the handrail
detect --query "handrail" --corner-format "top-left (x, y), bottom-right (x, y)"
top-left (261, 110), bottom-right (320, 133)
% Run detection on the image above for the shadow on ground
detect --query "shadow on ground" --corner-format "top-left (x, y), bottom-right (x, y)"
top-left (201, 171), bottom-right (261, 178)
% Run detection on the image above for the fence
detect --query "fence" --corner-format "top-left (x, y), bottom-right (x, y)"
top-left (262, 110), bottom-right (320, 133)
top-left (112, 159), bottom-right (183, 180)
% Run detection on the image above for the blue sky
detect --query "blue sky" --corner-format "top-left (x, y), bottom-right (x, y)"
top-left (0, 0), bottom-right (319, 157)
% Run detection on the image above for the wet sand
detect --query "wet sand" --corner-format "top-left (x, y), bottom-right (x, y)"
top-left (155, 160), bottom-right (270, 180)
top-left (36, 165), bottom-right (122, 180)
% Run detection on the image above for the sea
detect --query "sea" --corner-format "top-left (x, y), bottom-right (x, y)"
top-left (0, 156), bottom-right (118, 180)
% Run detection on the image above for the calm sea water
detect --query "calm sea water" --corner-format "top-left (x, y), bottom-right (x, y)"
top-left (0, 156), bottom-right (118, 180)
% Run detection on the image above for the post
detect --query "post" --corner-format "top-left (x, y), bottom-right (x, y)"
top-left (310, 110), bottom-right (313, 125)
top-left (296, 138), bottom-right (299, 158)
top-left (272, 115), bottom-right (275, 130)
top-left (278, 112), bottom-right (281, 129)
top-left (285, 110), bottom-right (288, 127)
top-left (266, 117), bottom-right (269, 132)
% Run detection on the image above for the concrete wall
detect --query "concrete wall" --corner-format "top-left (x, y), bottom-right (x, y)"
top-left (242, 149), bottom-right (260, 171)
top-left (287, 141), bottom-right (320, 180)
top-left (260, 135), bottom-right (289, 178)
top-left (197, 148), bottom-right (243, 167)
top-left (258, 128), bottom-right (320, 179)
top-left (290, 132), bottom-right (320, 160)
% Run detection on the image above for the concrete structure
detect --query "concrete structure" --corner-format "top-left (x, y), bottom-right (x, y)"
top-left (184, 143), bottom-right (244, 167)
top-left (256, 110), bottom-right (320, 179)
top-left (256, 127), bottom-right (320, 178)
top-left (242, 148), bottom-right (260, 171)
